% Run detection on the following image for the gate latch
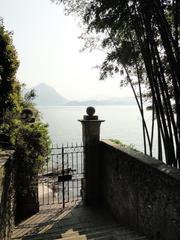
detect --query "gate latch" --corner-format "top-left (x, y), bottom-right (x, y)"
top-left (58, 168), bottom-right (76, 182)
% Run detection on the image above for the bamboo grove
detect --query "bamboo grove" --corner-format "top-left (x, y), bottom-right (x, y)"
top-left (53, 0), bottom-right (180, 167)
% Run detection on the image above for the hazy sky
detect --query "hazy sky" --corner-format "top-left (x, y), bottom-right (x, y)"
top-left (1, 0), bottom-right (132, 100)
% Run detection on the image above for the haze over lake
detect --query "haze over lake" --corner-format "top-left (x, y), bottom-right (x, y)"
top-left (38, 105), bottom-right (157, 157)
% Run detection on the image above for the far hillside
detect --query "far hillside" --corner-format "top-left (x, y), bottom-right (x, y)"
top-left (34, 83), bottom-right (68, 106)
top-left (33, 83), bottom-right (136, 106)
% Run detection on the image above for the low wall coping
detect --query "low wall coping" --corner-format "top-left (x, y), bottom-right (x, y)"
top-left (101, 139), bottom-right (180, 182)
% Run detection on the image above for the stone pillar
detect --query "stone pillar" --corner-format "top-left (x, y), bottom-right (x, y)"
top-left (79, 106), bottom-right (104, 205)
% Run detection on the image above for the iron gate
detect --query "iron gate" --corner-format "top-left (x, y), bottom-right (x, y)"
top-left (38, 143), bottom-right (84, 208)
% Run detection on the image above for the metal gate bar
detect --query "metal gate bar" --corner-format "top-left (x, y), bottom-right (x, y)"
top-left (38, 143), bottom-right (84, 208)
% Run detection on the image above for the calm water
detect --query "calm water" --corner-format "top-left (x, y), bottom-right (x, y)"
top-left (38, 105), bottom-right (157, 155)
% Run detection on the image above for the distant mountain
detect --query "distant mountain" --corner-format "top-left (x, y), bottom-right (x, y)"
top-left (32, 83), bottom-right (136, 106)
top-left (66, 97), bottom-right (136, 106)
top-left (33, 83), bottom-right (68, 106)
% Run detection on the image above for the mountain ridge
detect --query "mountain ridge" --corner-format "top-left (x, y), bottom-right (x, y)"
top-left (33, 83), bottom-right (68, 106)
top-left (32, 83), bottom-right (136, 106)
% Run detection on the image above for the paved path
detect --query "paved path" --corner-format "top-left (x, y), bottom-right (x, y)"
top-left (12, 203), bottom-right (149, 240)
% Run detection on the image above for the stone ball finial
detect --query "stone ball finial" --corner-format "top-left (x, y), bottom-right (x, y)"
top-left (86, 106), bottom-right (95, 116)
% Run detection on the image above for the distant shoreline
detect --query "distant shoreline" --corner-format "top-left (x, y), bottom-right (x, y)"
top-left (36, 103), bottom-right (138, 107)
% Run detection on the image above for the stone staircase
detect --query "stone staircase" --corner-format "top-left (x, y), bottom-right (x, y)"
top-left (12, 204), bottom-right (149, 240)
top-left (55, 225), bottom-right (148, 240)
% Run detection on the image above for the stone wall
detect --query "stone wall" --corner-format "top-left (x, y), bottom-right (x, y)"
top-left (0, 151), bottom-right (15, 240)
top-left (100, 140), bottom-right (180, 240)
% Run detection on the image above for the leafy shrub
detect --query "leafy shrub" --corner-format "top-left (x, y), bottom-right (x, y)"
top-left (15, 122), bottom-right (51, 174)
top-left (0, 20), bottom-right (51, 171)
top-left (110, 139), bottom-right (138, 151)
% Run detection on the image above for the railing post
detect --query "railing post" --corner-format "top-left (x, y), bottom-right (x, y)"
top-left (79, 106), bottom-right (104, 205)
top-left (62, 145), bottom-right (65, 209)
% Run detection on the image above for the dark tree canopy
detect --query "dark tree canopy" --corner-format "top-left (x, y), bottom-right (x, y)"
top-left (0, 20), bottom-right (21, 122)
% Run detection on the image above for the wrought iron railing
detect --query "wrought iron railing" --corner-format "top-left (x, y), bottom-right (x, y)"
top-left (38, 143), bottom-right (84, 208)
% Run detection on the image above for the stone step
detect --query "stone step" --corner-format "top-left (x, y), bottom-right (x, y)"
top-left (82, 228), bottom-right (134, 239)
top-left (57, 235), bottom-right (87, 240)
top-left (12, 223), bottom-right (148, 240)
top-left (57, 232), bottom-right (148, 240)
top-left (13, 225), bottom-right (121, 240)
top-left (60, 230), bottom-right (87, 239)
top-left (74, 223), bottom-right (124, 234)
top-left (13, 223), bottom-right (123, 239)
top-left (88, 236), bottom-right (148, 240)
top-left (112, 235), bottom-right (148, 240)
top-left (56, 225), bottom-right (148, 240)
top-left (12, 205), bottom-right (149, 240)
top-left (61, 230), bottom-right (80, 238)
top-left (113, 230), bottom-right (148, 239)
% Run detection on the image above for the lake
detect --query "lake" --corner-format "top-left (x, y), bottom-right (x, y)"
top-left (38, 105), bottom-right (157, 156)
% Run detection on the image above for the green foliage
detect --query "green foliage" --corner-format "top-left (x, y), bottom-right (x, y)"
top-left (15, 122), bottom-right (51, 174)
top-left (23, 89), bottom-right (36, 104)
top-left (109, 139), bottom-right (124, 145)
top-left (0, 20), bottom-right (51, 175)
top-left (0, 20), bottom-right (22, 119)
top-left (0, 21), bottom-right (50, 224)
top-left (0, 20), bottom-right (22, 147)
top-left (0, 111), bottom-right (21, 147)
top-left (109, 139), bottom-right (138, 151)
